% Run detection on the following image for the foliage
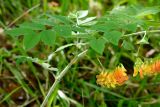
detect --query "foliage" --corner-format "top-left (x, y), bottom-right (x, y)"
top-left (1, 0), bottom-right (160, 107)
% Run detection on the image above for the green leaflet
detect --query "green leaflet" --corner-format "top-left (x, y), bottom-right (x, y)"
top-left (89, 37), bottom-right (106, 55)
top-left (104, 31), bottom-right (122, 46)
top-left (23, 31), bottom-right (41, 50)
top-left (19, 22), bottom-right (45, 30)
top-left (5, 28), bottom-right (33, 37)
top-left (40, 30), bottom-right (56, 46)
top-left (54, 25), bottom-right (71, 37)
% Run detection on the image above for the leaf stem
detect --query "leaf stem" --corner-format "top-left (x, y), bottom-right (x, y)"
top-left (40, 50), bottom-right (88, 107)
top-left (123, 30), bottom-right (160, 38)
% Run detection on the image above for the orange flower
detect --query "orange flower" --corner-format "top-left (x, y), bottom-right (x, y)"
top-left (113, 66), bottom-right (128, 85)
top-left (151, 60), bottom-right (160, 73)
top-left (133, 59), bottom-right (160, 78)
top-left (96, 66), bottom-right (128, 88)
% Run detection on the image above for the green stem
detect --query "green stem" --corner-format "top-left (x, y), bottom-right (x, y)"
top-left (40, 50), bottom-right (88, 107)
top-left (123, 30), bottom-right (160, 38)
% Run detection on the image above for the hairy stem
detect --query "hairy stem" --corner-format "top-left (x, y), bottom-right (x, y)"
top-left (40, 50), bottom-right (88, 107)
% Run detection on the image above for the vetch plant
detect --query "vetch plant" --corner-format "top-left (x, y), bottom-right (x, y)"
top-left (6, 5), bottom-right (160, 107)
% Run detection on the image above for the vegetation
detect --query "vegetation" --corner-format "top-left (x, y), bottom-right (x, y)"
top-left (0, 0), bottom-right (160, 107)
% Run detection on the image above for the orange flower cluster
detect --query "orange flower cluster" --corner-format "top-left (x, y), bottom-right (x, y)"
top-left (96, 66), bottom-right (128, 88)
top-left (133, 59), bottom-right (160, 78)
top-left (96, 58), bottom-right (160, 88)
